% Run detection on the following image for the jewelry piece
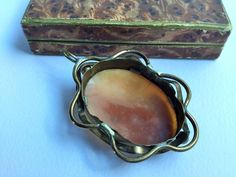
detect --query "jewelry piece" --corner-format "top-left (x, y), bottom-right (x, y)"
top-left (64, 50), bottom-right (199, 163)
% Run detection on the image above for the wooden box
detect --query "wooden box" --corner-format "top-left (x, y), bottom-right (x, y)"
top-left (21, 0), bottom-right (232, 59)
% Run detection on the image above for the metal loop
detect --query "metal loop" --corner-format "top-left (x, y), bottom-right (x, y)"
top-left (69, 83), bottom-right (100, 129)
top-left (64, 51), bottom-right (79, 63)
top-left (110, 50), bottom-right (151, 67)
top-left (104, 111), bottom-right (198, 162)
top-left (159, 73), bottom-right (192, 107)
top-left (163, 79), bottom-right (184, 103)
top-left (72, 58), bottom-right (102, 85)
top-left (165, 111), bottom-right (199, 152)
top-left (100, 125), bottom-right (161, 162)
top-left (111, 139), bottom-right (164, 162)
top-left (68, 55), bottom-right (104, 128)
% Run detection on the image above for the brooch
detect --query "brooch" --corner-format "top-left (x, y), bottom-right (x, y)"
top-left (64, 50), bottom-right (199, 162)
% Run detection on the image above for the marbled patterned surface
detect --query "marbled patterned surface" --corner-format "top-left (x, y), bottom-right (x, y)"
top-left (29, 41), bottom-right (222, 59)
top-left (23, 24), bottom-right (230, 43)
top-left (24, 0), bottom-right (228, 24)
top-left (22, 0), bottom-right (231, 58)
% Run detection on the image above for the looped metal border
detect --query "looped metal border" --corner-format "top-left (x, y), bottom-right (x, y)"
top-left (105, 111), bottom-right (198, 162)
top-left (65, 50), bottom-right (199, 162)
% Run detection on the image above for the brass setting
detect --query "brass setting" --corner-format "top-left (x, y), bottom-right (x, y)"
top-left (64, 50), bottom-right (199, 163)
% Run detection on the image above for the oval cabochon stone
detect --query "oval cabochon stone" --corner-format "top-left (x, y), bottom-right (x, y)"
top-left (84, 69), bottom-right (177, 145)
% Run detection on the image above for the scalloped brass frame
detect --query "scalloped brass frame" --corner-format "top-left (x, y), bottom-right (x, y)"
top-left (64, 50), bottom-right (199, 162)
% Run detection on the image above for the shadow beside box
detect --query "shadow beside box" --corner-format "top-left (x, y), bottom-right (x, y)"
top-left (21, 0), bottom-right (232, 59)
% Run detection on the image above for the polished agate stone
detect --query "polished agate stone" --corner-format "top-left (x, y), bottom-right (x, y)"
top-left (84, 69), bottom-right (177, 145)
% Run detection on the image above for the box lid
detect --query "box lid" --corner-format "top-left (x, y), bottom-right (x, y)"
top-left (22, 0), bottom-right (232, 46)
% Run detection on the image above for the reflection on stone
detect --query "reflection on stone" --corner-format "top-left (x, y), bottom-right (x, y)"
top-left (84, 69), bottom-right (177, 145)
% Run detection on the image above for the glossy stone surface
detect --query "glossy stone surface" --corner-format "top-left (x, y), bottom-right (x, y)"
top-left (84, 69), bottom-right (177, 145)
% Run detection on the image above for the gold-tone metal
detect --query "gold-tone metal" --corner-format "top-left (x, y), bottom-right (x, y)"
top-left (65, 50), bottom-right (199, 162)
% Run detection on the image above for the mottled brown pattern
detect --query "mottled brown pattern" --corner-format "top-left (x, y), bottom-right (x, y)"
top-left (29, 41), bottom-right (222, 59)
top-left (24, 0), bottom-right (228, 24)
top-left (23, 24), bottom-right (230, 44)
top-left (22, 0), bottom-right (231, 59)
